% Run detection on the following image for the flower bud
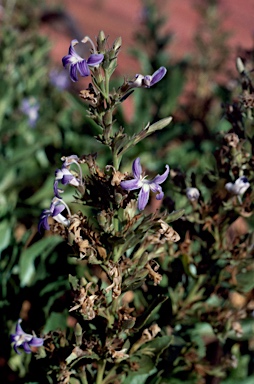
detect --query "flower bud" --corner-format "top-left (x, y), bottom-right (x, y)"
top-left (112, 36), bottom-right (122, 55)
top-left (97, 30), bottom-right (107, 52)
top-left (236, 57), bottom-right (245, 74)
top-left (75, 323), bottom-right (82, 346)
top-left (186, 187), bottom-right (200, 202)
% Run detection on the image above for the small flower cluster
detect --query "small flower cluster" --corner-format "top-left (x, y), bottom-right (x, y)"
top-left (39, 35), bottom-right (170, 233)
top-left (39, 155), bottom-right (84, 232)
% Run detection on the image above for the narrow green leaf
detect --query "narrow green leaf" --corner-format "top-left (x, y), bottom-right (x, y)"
top-left (19, 236), bottom-right (63, 287)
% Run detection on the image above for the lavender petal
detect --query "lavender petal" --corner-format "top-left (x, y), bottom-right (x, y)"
top-left (150, 67), bottom-right (167, 86)
top-left (151, 165), bottom-right (170, 185)
top-left (29, 337), bottom-right (44, 347)
top-left (120, 179), bottom-right (141, 191)
top-left (138, 186), bottom-right (150, 210)
top-left (87, 54), bottom-right (104, 66)
top-left (22, 342), bottom-right (32, 353)
top-left (132, 157), bottom-right (142, 179)
top-left (70, 64), bottom-right (79, 82)
top-left (77, 60), bottom-right (90, 77)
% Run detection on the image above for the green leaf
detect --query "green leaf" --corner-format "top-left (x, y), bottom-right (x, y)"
top-left (43, 311), bottom-right (68, 334)
top-left (165, 209), bottom-right (185, 223)
top-left (124, 355), bottom-right (156, 384)
top-left (141, 335), bottom-right (173, 364)
top-left (118, 117), bottom-right (172, 157)
top-left (134, 295), bottom-right (168, 330)
top-left (0, 219), bottom-right (12, 252)
top-left (19, 236), bottom-right (63, 287)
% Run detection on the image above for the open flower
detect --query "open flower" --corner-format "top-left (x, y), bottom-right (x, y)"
top-left (62, 38), bottom-right (104, 82)
top-left (120, 158), bottom-right (169, 210)
top-left (225, 176), bottom-right (250, 195)
top-left (10, 319), bottom-right (43, 354)
top-left (54, 167), bottom-right (81, 198)
top-left (20, 98), bottom-right (39, 127)
top-left (38, 197), bottom-right (70, 232)
top-left (54, 155), bottom-right (84, 198)
top-left (128, 67), bottom-right (167, 89)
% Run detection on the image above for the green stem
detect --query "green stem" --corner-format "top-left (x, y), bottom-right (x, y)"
top-left (104, 70), bottom-right (110, 102)
top-left (96, 360), bottom-right (106, 384)
top-left (102, 367), bottom-right (117, 384)
top-left (79, 370), bottom-right (88, 384)
top-left (112, 150), bottom-right (121, 171)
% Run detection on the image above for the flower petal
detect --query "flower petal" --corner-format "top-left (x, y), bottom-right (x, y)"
top-left (62, 54), bottom-right (76, 67)
top-left (132, 157), bottom-right (142, 179)
top-left (151, 165), bottom-right (169, 185)
top-left (120, 178), bottom-right (141, 191)
top-left (52, 203), bottom-right (65, 217)
top-left (149, 183), bottom-right (164, 200)
top-left (69, 63), bottom-right (79, 82)
top-left (87, 54), bottom-right (104, 66)
top-left (77, 60), bottom-right (90, 77)
top-left (15, 319), bottom-right (24, 335)
top-left (22, 342), bottom-right (32, 353)
top-left (53, 180), bottom-right (62, 198)
top-left (150, 67), bottom-right (167, 86)
top-left (38, 211), bottom-right (50, 233)
top-left (29, 337), bottom-right (44, 347)
top-left (13, 343), bottom-right (21, 354)
top-left (143, 75), bottom-right (152, 87)
top-left (138, 185), bottom-right (150, 210)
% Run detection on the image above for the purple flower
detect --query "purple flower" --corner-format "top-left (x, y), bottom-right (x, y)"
top-left (10, 319), bottom-right (43, 354)
top-left (225, 176), bottom-right (250, 195)
top-left (128, 67), bottom-right (167, 89)
top-left (54, 155), bottom-right (83, 198)
top-left (49, 69), bottom-right (70, 90)
top-left (54, 167), bottom-right (80, 198)
top-left (38, 197), bottom-right (70, 233)
top-left (120, 158), bottom-right (170, 210)
top-left (20, 98), bottom-right (39, 127)
top-left (62, 38), bottom-right (104, 82)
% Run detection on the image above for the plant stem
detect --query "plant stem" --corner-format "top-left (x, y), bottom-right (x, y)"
top-left (96, 360), bottom-right (106, 384)
top-left (104, 70), bottom-right (110, 102)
